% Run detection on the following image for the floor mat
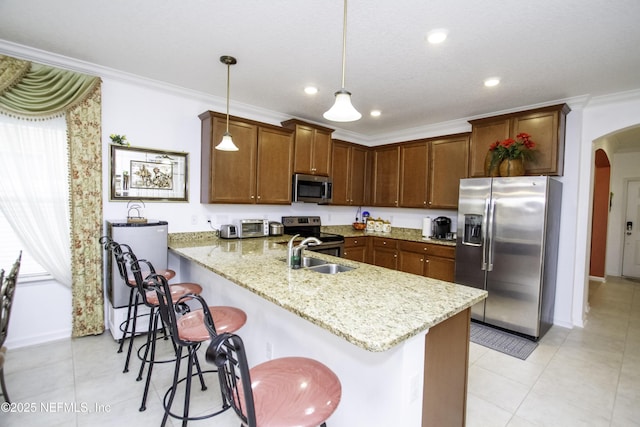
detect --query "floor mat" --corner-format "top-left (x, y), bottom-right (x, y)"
top-left (470, 322), bottom-right (538, 360)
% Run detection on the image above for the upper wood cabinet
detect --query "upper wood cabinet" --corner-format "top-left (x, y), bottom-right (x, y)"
top-left (200, 111), bottom-right (293, 204)
top-left (428, 134), bottom-right (470, 209)
top-left (399, 140), bottom-right (429, 208)
top-left (468, 104), bottom-right (570, 177)
top-left (331, 139), bottom-right (369, 206)
top-left (372, 145), bottom-right (400, 207)
top-left (256, 126), bottom-right (295, 204)
top-left (281, 119), bottom-right (334, 176)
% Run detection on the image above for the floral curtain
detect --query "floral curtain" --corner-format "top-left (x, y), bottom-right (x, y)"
top-left (0, 54), bottom-right (104, 337)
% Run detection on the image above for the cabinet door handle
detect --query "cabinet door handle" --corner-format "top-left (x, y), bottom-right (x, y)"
top-left (420, 258), bottom-right (424, 262)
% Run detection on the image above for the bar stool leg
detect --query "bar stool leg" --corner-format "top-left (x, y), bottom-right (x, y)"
top-left (138, 309), bottom-right (159, 412)
top-left (117, 287), bottom-right (135, 354)
top-left (162, 346), bottom-right (184, 427)
top-left (122, 291), bottom-right (141, 373)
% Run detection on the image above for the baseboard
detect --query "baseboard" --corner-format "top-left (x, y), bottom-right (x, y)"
top-left (589, 275), bottom-right (606, 282)
top-left (4, 328), bottom-right (72, 350)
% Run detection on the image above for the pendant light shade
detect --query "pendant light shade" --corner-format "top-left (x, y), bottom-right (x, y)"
top-left (215, 55), bottom-right (239, 151)
top-left (323, 89), bottom-right (361, 122)
top-left (323, 0), bottom-right (361, 122)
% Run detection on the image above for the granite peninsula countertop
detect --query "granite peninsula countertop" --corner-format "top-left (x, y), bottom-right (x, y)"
top-left (168, 229), bottom-right (485, 352)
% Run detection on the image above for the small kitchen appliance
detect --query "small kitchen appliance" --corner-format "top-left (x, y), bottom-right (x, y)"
top-left (433, 216), bottom-right (451, 239)
top-left (292, 173), bottom-right (332, 204)
top-left (269, 221), bottom-right (284, 236)
top-left (220, 219), bottom-right (269, 239)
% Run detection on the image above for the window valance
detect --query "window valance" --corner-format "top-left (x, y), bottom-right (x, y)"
top-left (0, 54), bottom-right (100, 119)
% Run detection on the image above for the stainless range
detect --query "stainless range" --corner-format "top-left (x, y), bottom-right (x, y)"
top-left (281, 216), bottom-right (345, 257)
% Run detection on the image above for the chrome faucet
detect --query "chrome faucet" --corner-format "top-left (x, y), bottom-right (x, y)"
top-left (287, 234), bottom-right (323, 268)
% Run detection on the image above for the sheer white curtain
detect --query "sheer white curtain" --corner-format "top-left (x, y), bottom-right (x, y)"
top-left (0, 115), bottom-right (72, 287)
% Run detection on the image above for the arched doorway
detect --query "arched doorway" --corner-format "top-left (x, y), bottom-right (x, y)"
top-left (589, 149), bottom-right (611, 280)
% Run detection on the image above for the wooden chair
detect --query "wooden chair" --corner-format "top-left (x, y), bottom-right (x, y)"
top-left (0, 251), bottom-right (22, 403)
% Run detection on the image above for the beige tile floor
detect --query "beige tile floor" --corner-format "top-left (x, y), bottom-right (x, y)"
top-left (2, 276), bottom-right (639, 426)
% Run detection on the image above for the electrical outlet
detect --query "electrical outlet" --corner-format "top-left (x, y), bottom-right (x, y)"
top-left (191, 215), bottom-right (197, 225)
top-left (266, 342), bottom-right (273, 360)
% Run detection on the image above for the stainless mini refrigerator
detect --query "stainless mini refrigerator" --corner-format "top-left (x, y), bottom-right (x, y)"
top-left (455, 177), bottom-right (561, 339)
top-left (105, 220), bottom-right (168, 339)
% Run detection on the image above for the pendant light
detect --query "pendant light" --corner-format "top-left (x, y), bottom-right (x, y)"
top-left (323, 0), bottom-right (361, 122)
top-left (215, 55), bottom-right (240, 151)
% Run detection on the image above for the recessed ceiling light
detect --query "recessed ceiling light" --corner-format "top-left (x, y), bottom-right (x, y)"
top-left (370, 110), bottom-right (381, 117)
top-left (427, 29), bottom-right (448, 44)
top-left (484, 78), bottom-right (500, 87)
top-left (304, 86), bottom-right (318, 95)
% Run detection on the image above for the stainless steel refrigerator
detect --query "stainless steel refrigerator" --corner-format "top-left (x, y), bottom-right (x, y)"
top-left (455, 176), bottom-right (562, 339)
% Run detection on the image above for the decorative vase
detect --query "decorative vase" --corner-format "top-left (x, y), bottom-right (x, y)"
top-left (484, 151), bottom-right (500, 177)
top-left (499, 158), bottom-right (525, 177)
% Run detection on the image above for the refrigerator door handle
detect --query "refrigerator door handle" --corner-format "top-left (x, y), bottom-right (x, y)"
top-left (481, 198), bottom-right (490, 270)
top-left (487, 198), bottom-right (497, 271)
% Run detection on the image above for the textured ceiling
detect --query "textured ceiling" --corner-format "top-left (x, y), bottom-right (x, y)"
top-left (1, 0), bottom-right (640, 144)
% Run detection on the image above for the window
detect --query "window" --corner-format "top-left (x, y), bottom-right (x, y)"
top-left (0, 209), bottom-right (48, 278)
top-left (0, 115), bottom-right (70, 284)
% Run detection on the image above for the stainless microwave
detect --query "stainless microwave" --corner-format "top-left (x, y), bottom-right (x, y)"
top-left (292, 173), bottom-right (332, 204)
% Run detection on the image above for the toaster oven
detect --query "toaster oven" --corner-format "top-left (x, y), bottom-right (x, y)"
top-left (220, 219), bottom-right (269, 239)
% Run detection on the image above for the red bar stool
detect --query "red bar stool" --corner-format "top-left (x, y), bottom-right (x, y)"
top-left (207, 332), bottom-right (342, 427)
top-left (100, 236), bottom-right (178, 374)
top-left (126, 255), bottom-right (203, 412)
top-left (143, 271), bottom-right (247, 427)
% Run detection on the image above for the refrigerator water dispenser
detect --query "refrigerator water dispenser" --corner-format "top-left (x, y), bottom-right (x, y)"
top-left (463, 214), bottom-right (483, 245)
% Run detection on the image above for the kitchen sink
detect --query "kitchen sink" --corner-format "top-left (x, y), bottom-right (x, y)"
top-left (301, 257), bottom-right (328, 267)
top-left (306, 263), bottom-right (355, 274)
top-left (279, 256), bottom-right (356, 274)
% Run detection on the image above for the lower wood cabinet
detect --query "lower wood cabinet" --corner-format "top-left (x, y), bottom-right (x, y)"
top-left (398, 240), bottom-right (456, 282)
top-left (343, 236), bottom-right (368, 262)
top-left (344, 236), bottom-right (456, 282)
top-left (371, 237), bottom-right (398, 270)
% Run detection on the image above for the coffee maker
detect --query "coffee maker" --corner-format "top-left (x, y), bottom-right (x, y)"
top-left (433, 216), bottom-right (451, 239)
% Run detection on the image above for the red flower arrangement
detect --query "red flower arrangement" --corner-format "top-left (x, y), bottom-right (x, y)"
top-left (489, 132), bottom-right (536, 169)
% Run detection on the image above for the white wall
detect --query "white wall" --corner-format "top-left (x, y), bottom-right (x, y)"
top-left (575, 90), bottom-right (640, 326)
top-left (5, 279), bottom-right (72, 348)
top-left (606, 151), bottom-right (640, 275)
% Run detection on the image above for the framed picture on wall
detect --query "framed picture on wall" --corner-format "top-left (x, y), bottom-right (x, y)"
top-left (110, 145), bottom-right (189, 201)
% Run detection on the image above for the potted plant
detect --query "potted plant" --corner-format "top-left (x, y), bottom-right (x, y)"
top-left (486, 132), bottom-right (536, 177)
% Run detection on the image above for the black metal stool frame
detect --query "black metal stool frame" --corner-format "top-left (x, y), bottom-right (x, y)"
top-left (143, 270), bottom-right (229, 427)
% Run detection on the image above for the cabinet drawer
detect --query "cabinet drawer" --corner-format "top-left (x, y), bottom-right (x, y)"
top-left (344, 236), bottom-right (368, 247)
top-left (373, 237), bottom-right (398, 248)
top-left (398, 241), bottom-right (455, 258)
